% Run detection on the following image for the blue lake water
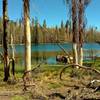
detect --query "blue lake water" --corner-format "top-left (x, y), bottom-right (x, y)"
top-left (0, 43), bottom-right (100, 64)
top-left (10, 43), bottom-right (100, 53)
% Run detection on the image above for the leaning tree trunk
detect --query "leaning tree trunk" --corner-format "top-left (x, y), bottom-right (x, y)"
top-left (23, 0), bottom-right (31, 77)
top-left (78, 0), bottom-right (84, 66)
top-left (3, 0), bottom-right (10, 81)
top-left (72, 0), bottom-right (78, 66)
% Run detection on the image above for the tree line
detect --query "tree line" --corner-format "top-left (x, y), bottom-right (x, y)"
top-left (0, 17), bottom-right (72, 44)
top-left (0, 17), bottom-right (99, 44)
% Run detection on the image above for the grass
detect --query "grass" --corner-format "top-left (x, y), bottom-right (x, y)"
top-left (0, 59), bottom-right (99, 79)
top-left (0, 60), bottom-right (99, 99)
top-left (11, 94), bottom-right (32, 100)
top-left (48, 82), bottom-right (62, 89)
top-left (11, 96), bottom-right (25, 100)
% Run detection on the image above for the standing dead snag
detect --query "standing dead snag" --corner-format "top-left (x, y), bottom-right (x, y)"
top-left (10, 34), bottom-right (15, 79)
top-left (78, 0), bottom-right (84, 66)
top-left (23, 0), bottom-right (31, 86)
top-left (3, 0), bottom-right (10, 81)
top-left (72, 0), bottom-right (78, 66)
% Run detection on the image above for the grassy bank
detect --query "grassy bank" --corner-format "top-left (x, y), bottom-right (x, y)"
top-left (0, 60), bottom-right (100, 100)
top-left (0, 59), bottom-right (100, 79)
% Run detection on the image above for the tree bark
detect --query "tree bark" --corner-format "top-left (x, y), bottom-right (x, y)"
top-left (72, 0), bottom-right (78, 66)
top-left (10, 34), bottom-right (15, 59)
top-left (78, 0), bottom-right (84, 65)
top-left (10, 34), bottom-right (15, 77)
top-left (3, 0), bottom-right (10, 81)
top-left (23, 0), bottom-right (31, 77)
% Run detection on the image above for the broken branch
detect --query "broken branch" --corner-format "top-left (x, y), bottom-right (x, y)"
top-left (60, 64), bottom-right (100, 80)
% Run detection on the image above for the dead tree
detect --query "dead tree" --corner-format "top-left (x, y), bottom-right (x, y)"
top-left (10, 34), bottom-right (15, 79)
top-left (23, 0), bottom-right (32, 90)
top-left (78, 0), bottom-right (84, 66)
top-left (72, 0), bottom-right (78, 66)
top-left (3, 0), bottom-right (10, 81)
top-left (23, 0), bottom-right (31, 76)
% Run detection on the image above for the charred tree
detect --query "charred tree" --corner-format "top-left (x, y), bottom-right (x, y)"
top-left (72, 0), bottom-right (78, 66)
top-left (78, 0), bottom-right (84, 66)
top-left (3, 0), bottom-right (10, 81)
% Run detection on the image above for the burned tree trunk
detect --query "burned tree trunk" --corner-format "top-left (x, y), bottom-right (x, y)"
top-left (72, 0), bottom-right (78, 66)
top-left (78, 0), bottom-right (84, 66)
top-left (3, 0), bottom-right (10, 81)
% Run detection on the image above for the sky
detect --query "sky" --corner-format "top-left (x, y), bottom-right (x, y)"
top-left (0, 0), bottom-right (100, 30)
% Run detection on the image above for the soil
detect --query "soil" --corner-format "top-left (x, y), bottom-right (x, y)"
top-left (0, 66), bottom-right (100, 100)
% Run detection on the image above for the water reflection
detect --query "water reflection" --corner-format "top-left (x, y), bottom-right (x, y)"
top-left (0, 43), bottom-right (99, 64)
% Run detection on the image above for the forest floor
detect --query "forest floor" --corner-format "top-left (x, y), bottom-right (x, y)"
top-left (0, 60), bottom-right (100, 100)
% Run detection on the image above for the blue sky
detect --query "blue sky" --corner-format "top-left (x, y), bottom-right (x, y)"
top-left (0, 0), bottom-right (100, 30)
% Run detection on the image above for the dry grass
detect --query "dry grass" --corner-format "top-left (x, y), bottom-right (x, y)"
top-left (0, 62), bottom-right (100, 100)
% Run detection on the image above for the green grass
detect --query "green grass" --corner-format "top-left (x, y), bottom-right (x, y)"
top-left (0, 60), bottom-right (99, 100)
top-left (11, 94), bottom-right (32, 100)
top-left (0, 59), bottom-right (99, 79)
top-left (48, 82), bottom-right (61, 89)
top-left (11, 96), bottom-right (25, 100)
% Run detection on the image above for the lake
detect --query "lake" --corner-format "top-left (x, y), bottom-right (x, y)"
top-left (0, 43), bottom-right (100, 64)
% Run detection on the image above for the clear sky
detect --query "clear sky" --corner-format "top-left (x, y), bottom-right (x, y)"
top-left (0, 0), bottom-right (100, 30)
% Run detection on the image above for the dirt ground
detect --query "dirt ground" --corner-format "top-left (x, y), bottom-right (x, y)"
top-left (0, 65), bottom-right (100, 100)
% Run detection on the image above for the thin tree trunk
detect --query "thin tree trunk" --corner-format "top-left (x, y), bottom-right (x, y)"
top-left (78, 0), bottom-right (84, 66)
top-left (72, 0), bottom-right (78, 66)
top-left (79, 47), bottom-right (83, 65)
top-left (10, 34), bottom-right (15, 59)
top-left (3, 0), bottom-right (10, 81)
top-left (73, 43), bottom-right (78, 64)
top-left (10, 33), bottom-right (15, 77)
top-left (23, 0), bottom-right (31, 77)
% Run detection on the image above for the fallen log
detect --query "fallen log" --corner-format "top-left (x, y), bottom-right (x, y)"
top-left (60, 64), bottom-right (100, 80)
top-left (87, 80), bottom-right (100, 92)
top-left (56, 42), bottom-right (72, 63)
top-left (47, 92), bottom-right (66, 99)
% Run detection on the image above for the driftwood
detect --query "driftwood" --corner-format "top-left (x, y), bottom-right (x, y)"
top-left (60, 64), bottom-right (100, 80)
top-left (87, 80), bottom-right (100, 92)
top-left (56, 42), bottom-right (72, 63)
top-left (48, 93), bottom-right (66, 99)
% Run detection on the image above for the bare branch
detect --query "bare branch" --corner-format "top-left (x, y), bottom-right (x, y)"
top-left (60, 64), bottom-right (100, 80)
top-left (23, 61), bottom-right (45, 77)
top-left (56, 42), bottom-right (72, 63)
